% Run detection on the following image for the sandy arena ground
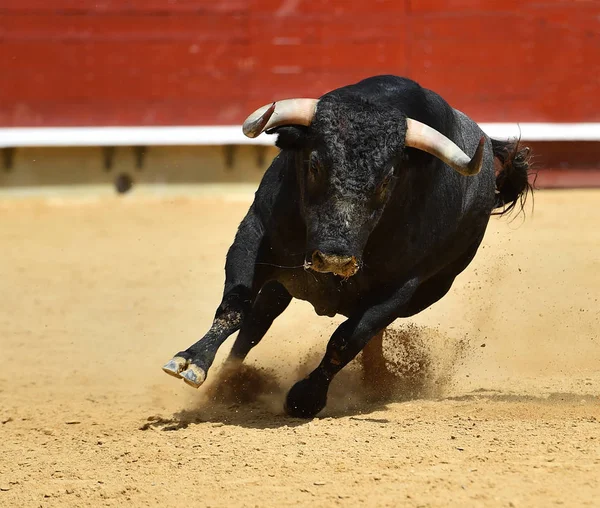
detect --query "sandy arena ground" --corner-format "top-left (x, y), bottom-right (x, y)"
top-left (0, 187), bottom-right (599, 507)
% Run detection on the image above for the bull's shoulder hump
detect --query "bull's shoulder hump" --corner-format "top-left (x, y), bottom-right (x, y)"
top-left (452, 108), bottom-right (488, 152)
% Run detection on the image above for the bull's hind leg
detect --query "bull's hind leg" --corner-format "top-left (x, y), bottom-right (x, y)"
top-left (227, 281), bottom-right (292, 363)
top-left (361, 329), bottom-right (386, 380)
top-left (360, 328), bottom-right (397, 397)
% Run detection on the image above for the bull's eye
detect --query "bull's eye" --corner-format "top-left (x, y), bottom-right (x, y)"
top-left (374, 171), bottom-right (394, 204)
top-left (308, 154), bottom-right (321, 179)
top-left (378, 173), bottom-right (393, 193)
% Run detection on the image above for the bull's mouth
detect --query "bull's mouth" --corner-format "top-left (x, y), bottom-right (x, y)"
top-left (305, 251), bottom-right (360, 278)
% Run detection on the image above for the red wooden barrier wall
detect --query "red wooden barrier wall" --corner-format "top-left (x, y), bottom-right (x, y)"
top-left (0, 0), bottom-right (598, 127)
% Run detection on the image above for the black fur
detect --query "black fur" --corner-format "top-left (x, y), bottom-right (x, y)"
top-left (165, 75), bottom-right (533, 418)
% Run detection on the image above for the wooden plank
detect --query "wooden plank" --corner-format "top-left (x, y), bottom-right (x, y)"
top-left (0, 41), bottom-right (250, 74)
top-left (319, 15), bottom-right (408, 41)
top-left (408, 9), bottom-right (599, 122)
top-left (244, 13), bottom-right (408, 49)
top-left (250, 41), bottom-right (407, 72)
top-left (525, 141), bottom-right (600, 170)
top-left (0, 14), bottom-right (247, 41)
top-left (0, 99), bottom-right (248, 126)
top-left (1, 70), bottom-right (249, 102)
top-left (0, 0), bottom-right (246, 14)
top-left (0, 1), bottom-right (597, 127)
top-left (252, 0), bottom-right (407, 15)
top-left (409, 0), bottom-right (597, 14)
top-left (245, 70), bottom-right (382, 103)
top-left (536, 169), bottom-right (600, 189)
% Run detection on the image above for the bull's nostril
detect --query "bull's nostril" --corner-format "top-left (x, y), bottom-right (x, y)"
top-left (343, 258), bottom-right (356, 270)
top-left (312, 250), bottom-right (326, 267)
top-left (341, 257), bottom-right (359, 276)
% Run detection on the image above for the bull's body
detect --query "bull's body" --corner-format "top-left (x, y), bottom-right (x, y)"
top-left (163, 76), bottom-right (531, 418)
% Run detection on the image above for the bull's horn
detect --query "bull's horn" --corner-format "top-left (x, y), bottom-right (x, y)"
top-left (242, 99), bottom-right (319, 138)
top-left (405, 118), bottom-right (485, 176)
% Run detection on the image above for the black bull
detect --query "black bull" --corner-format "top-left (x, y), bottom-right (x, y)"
top-left (162, 75), bottom-right (532, 418)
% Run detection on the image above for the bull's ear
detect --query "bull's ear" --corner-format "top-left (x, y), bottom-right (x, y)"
top-left (270, 125), bottom-right (310, 151)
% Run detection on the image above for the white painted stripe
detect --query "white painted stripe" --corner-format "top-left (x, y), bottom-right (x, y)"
top-left (0, 126), bottom-right (274, 148)
top-left (480, 123), bottom-right (600, 141)
top-left (0, 123), bottom-right (599, 148)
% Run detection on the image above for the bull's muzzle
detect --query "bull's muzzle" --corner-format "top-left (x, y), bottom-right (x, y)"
top-left (308, 250), bottom-right (359, 278)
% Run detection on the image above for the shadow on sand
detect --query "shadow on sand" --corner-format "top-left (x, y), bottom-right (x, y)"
top-left (141, 324), bottom-right (598, 431)
top-left (446, 389), bottom-right (600, 405)
top-left (140, 387), bottom-right (599, 432)
top-left (140, 362), bottom-right (407, 431)
top-left (142, 324), bottom-right (457, 430)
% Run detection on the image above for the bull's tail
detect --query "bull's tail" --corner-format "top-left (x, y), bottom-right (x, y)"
top-left (491, 138), bottom-right (534, 216)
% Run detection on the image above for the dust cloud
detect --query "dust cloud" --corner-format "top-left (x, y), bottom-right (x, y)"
top-left (189, 323), bottom-right (473, 418)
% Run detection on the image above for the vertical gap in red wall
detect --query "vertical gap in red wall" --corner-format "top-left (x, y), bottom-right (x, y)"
top-left (405, 0), bottom-right (412, 77)
top-left (243, 5), bottom-right (251, 117)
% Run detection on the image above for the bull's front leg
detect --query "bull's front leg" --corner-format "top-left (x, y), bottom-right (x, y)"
top-left (162, 207), bottom-right (265, 388)
top-left (285, 278), bottom-right (420, 418)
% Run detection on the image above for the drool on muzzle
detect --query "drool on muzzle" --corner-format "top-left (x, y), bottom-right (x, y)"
top-left (308, 250), bottom-right (359, 278)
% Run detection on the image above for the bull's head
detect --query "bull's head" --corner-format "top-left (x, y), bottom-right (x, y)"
top-left (242, 97), bottom-right (484, 278)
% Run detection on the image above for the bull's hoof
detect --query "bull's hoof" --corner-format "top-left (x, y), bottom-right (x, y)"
top-left (162, 356), bottom-right (189, 378)
top-left (284, 377), bottom-right (328, 419)
top-left (162, 355), bottom-right (207, 389)
top-left (181, 364), bottom-right (207, 388)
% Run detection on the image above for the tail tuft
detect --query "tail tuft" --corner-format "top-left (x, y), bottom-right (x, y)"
top-left (491, 138), bottom-right (535, 217)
